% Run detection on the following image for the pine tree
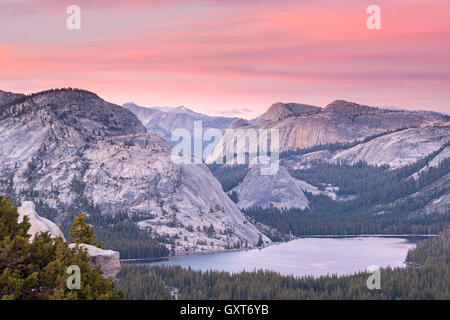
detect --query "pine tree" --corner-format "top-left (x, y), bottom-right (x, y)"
top-left (256, 234), bottom-right (263, 247)
top-left (69, 213), bottom-right (103, 248)
top-left (0, 196), bottom-right (123, 300)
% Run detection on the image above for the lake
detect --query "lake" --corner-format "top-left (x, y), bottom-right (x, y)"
top-left (146, 236), bottom-right (422, 277)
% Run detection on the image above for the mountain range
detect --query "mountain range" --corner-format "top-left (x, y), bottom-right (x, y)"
top-left (207, 100), bottom-right (449, 162)
top-left (123, 102), bottom-right (237, 145)
top-left (204, 101), bottom-right (449, 212)
top-left (1, 88), bottom-right (449, 254)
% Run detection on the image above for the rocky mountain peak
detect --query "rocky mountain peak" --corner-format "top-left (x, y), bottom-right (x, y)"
top-left (175, 106), bottom-right (192, 113)
top-left (1, 88), bottom-right (146, 137)
top-left (262, 102), bottom-right (320, 122)
top-left (323, 100), bottom-right (381, 116)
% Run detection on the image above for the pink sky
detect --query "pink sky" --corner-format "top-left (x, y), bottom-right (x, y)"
top-left (0, 0), bottom-right (449, 117)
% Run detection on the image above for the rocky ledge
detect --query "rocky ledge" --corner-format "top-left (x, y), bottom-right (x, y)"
top-left (18, 201), bottom-right (120, 279)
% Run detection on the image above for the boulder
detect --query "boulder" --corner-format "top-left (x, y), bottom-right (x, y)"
top-left (68, 243), bottom-right (121, 278)
top-left (18, 201), bottom-right (65, 241)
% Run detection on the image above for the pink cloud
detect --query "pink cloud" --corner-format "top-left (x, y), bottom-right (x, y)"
top-left (0, 0), bottom-right (449, 116)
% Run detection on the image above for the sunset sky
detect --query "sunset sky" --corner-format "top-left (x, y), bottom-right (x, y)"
top-left (1, 0), bottom-right (449, 118)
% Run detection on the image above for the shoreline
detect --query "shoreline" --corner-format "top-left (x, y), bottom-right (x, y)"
top-left (297, 234), bottom-right (437, 238)
top-left (119, 233), bottom-right (433, 263)
top-left (120, 244), bottom-right (269, 262)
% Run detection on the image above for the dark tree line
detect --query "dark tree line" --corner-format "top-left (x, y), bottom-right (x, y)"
top-left (73, 210), bottom-right (170, 260)
top-left (208, 164), bottom-right (249, 192)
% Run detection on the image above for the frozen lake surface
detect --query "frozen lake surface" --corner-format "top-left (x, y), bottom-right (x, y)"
top-left (146, 236), bottom-right (420, 277)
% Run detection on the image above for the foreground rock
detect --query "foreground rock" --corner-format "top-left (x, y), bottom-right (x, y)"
top-left (18, 201), bottom-right (65, 241)
top-left (68, 243), bottom-right (121, 278)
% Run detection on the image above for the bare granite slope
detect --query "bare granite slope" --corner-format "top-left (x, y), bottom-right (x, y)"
top-left (331, 126), bottom-right (450, 169)
top-left (229, 165), bottom-right (336, 210)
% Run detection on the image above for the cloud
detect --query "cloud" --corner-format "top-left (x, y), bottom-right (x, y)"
top-left (1, 0), bottom-right (449, 114)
